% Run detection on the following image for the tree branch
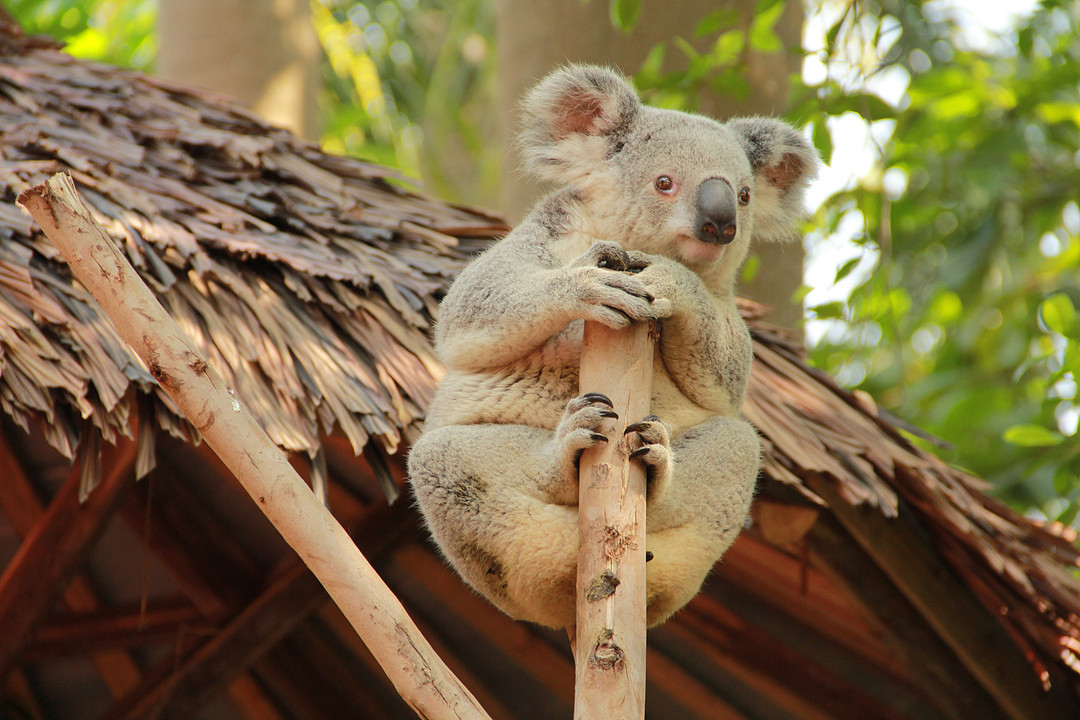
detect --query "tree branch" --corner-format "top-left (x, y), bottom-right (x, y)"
top-left (17, 173), bottom-right (491, 720)
top-left (573, 320), bottom-right (653, 719)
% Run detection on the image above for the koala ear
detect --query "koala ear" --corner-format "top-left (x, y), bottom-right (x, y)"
top-left (519, 64), bottom-right (641, 185)
top-left (726, 117), bottom-right (820, 242)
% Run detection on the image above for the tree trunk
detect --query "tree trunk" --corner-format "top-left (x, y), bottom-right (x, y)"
top-left (495, 0), bottom-right (805, 332)
top-left (156, 0), bottom-right (321, 141)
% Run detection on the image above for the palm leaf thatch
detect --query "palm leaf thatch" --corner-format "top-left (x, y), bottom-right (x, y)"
top-left (0, 23), bottom-right (502, 481)
top-left (0, 19), bottom-right (1078, 720)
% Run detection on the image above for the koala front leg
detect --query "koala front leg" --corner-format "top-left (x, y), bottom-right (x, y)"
top-left (435, 239), bottom-right (671, 371)
top-left (632, 256), bottom-right (752, 413)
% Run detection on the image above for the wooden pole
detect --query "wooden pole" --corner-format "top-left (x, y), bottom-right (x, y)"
top-left (17, 173), bottom-right (491, 720)
top-left (573, 319), bottom-right (654, 719)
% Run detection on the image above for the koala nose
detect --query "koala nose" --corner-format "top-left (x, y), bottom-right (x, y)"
top-left (696, 179), bottom-right (738, 245)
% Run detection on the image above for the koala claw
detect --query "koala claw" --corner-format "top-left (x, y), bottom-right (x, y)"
top-left (624, 414), bottom-right (662, 435)
top-left (547, 392), bottom-right (623, 504)
top-left (624, 415), bottom-right (673, 501)
top-left (597, 251), bottom-right (630, 271)
top-left (580, 392), bottom-right (614, 408)
top-left (575, 241), bottom-right (631, 272)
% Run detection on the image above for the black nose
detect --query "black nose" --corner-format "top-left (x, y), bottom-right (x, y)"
top-left (696, 179), bottom-right (737, 244)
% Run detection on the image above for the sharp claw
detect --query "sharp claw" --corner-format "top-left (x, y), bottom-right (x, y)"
top-left (581, 392), bottom-right (613, 407)
top-left (624, 415), bottom-right (662, 435)
top-left (599, 409), bottom-right (619, 419)
top-left (589, 432), bottom-right (609, 443)
top-left (645, 551), bottom-right (654, 562)
top-left (630, 446), bottom-right (650, 459)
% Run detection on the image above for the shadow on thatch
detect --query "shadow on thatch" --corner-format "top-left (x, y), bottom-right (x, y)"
top-left (1, 19), bottom-right (1078, 720)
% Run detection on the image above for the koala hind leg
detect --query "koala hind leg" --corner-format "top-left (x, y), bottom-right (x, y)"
top-left (643, 415), bottom-right (760, 625)
top-left (408, 422), bottom-right (581, 628)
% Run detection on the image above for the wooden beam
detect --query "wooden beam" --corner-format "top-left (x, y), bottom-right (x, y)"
top-left (26, 600), bottom-right (208, 660)
top-left (119, 479), bottom-right (231, 617)
top-left (644, 649), bottom-right (745, 720)
top-left (269, 622), bottom-right (402, 719)
top-left (123, 459), bottom-right (260, 610)
top-left (804, 476), bottom-right (1074, 720)
top-left (319, 603), bottom-right (469, 720)
top-left (0, 437), bottom-right (137, 682)
top-left (809, 514), bottom-right (1010, 720)
top-left (99, 496), bottom-right (412, 720)
top-left (715, 534), bottom-right (902, 678)
top-left (4, 669), bottom-right (47, 720)
top-left (687, 581), bottom-right (941, 720)
top-left (651, 620), bottom-right (826, 720)
top-left (392, 542), bottom-right (575, 705)
top-left (0, 429), bottom-right (141, 696)
top-left (225, 674), bottom-right (287, 720)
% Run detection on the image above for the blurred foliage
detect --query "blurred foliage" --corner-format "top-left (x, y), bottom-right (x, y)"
top-left (312, 0), bottom-right (498, 203)
top-left (7, 0), bottom-right (1078, 523)
top-left (632, 0), bottom-right (788, 111)
top-left (791, 0), bottom-right (1080, 524)
top-left (7, 0), bottom-right (155, 69)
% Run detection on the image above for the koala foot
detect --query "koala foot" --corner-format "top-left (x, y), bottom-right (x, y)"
top-left (624, 415), bottom-right (673, 501)
top-left (546, 392), bottom-right (619, 504)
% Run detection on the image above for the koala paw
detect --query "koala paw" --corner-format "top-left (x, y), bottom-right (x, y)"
top-left (546, 392), bottom-right (619, 504)
top-left (570, 242), bottom-right (673, 327)
top-left (624, 415), bottom-right (673, 501)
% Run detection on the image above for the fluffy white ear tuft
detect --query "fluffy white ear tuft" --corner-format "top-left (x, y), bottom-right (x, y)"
top-left (727, 117), bottom-right (820, 242)
top-left (518, 64), bottom-right (640, 186)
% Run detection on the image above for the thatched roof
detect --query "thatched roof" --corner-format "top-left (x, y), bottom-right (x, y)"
top-left (1, 20), bottom-right (1078, 720)
top-left (0, 22), bottom-right (503, 484)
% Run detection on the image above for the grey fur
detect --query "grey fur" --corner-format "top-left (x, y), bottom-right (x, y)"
top-left (409, 64), bottom-right (818, 628)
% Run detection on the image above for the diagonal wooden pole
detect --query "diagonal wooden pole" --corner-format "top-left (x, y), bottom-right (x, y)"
top-left (18, 173), bottom-right (491, 720)
top-left (574, 319), bottom-right (654, 719)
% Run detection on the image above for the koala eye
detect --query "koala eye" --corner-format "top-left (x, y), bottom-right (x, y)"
top-left (655, 175), bottom-right (675, 194)
top-left (738, 187), bottom-right (751, 205)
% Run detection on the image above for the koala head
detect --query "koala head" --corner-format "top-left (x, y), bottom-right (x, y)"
top-left (519, 65), bottom-right (819, 276)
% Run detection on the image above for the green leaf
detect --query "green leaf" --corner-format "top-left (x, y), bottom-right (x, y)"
top-left (834, 257), bottom-right (861, 283)
top-left (742, 253), bottom-right (761, 284)
top-left (695, 9), bottom-right (738, 38)
top-left (749, 0), bottom-right (786, 52)
top-left (636, 42), bottom-right (666, 88)
top-left (609, 0), bottom-right (642, 32)
top-left (811, 121), bottom-right (833, 162)
top-left (1004, 424), bottom-right (1065, 447)
top-left (1040, 293), bottom-right (1077, 335)
top-left (711, 29), bottom-right (745, 65)
top-left (810, 301), bottom-right (847, 320)
top-left (832, 93), bottom-right (897, 120)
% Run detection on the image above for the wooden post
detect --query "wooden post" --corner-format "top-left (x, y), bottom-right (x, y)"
top-left (18, 173), bottom-right (491, 720)
top-left (574, 319), bottom-right (654, 719)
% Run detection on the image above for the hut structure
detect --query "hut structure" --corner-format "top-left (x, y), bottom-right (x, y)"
top-left (1, 19), bottom-right (1079, 720)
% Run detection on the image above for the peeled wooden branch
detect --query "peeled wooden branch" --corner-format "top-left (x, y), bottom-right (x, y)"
top-left (574, 320), bottom-right (653, 719)
top-left (18, 173), bottom-right (491, 720)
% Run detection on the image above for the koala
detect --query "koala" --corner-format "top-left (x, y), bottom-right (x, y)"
top-left (408, 65), bottom-right (818, 628)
